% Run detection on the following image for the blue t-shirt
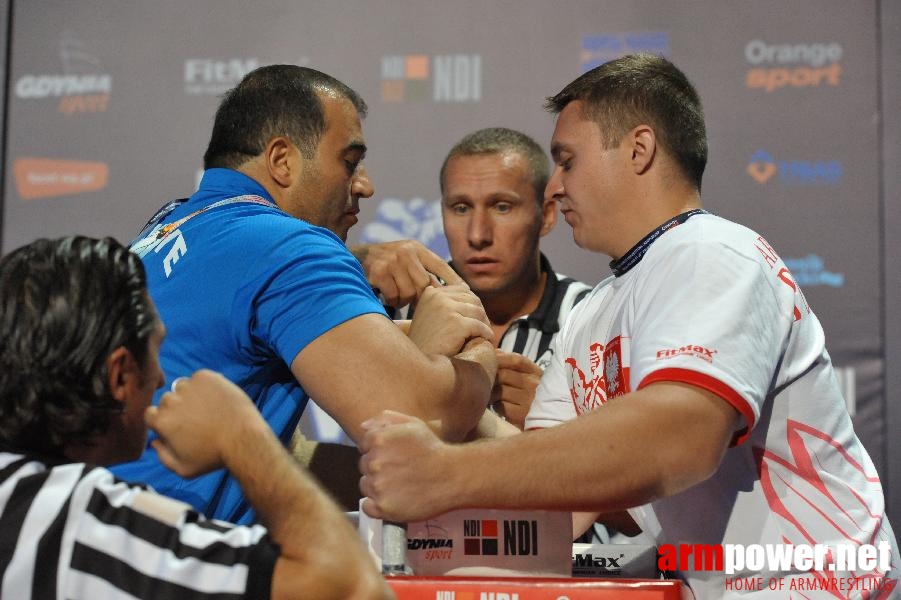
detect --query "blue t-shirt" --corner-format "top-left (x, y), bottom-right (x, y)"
top-left (111, 168), bottom-right (387, 524)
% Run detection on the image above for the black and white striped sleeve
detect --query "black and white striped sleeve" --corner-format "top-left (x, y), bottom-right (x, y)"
top-left (0, 456), bottom-right (279, 599)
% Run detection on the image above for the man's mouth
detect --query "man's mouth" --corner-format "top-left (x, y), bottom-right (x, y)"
top-left (466, 257), bottom-right (498, 273)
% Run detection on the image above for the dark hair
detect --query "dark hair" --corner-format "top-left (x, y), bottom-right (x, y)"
top-left (203, 64), bottom-right (368, 169)
top-left (440, 127), bottom-right (550, 204)
top-left (545, 54), bottom-right (707, 190)
top-left (0, 236), bottom-right (156, 456)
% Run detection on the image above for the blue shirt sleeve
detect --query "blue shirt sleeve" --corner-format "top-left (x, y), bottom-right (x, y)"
top-left (243, 222), bottom-right (388, 366)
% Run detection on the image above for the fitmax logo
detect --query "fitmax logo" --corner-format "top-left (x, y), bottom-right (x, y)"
top-left (380, 54), bottom-right (481, 103)
top-left (573, 552), bottom-right (626, 572)
top-left (184, 59), bottom-right (259, 95)
top-left (655, 345), bottom-right (717, 363)
top-left (747, 150), bottom-right (842, 185)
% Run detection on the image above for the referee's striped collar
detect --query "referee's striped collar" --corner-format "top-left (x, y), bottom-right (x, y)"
top-left (527, 253), bottom-right (585, 334)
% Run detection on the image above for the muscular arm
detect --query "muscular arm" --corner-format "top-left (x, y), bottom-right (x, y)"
top-left (293, 313), bottom-right (497, 443)
top-left (360, 381), bottom-right (740, 522)
top-left (232, 415), bottom-right (388, 600)
top-left (147, 371), bottom-right (391, 600)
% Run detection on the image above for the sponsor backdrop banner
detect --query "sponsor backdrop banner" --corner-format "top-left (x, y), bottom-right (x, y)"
top-left (1, 1), bottom-right (897, 518)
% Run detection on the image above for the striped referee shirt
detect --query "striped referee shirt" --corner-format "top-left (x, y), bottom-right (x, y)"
top-left (0, 452), bottom-right (277, 599)
top-left (392, 254), bottom-right (592, 367)
top-left (492, 254), bottom-right (592, 369)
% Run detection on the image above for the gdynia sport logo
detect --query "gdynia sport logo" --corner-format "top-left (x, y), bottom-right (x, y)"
top-left (658, 542), bottom-right (895, 593)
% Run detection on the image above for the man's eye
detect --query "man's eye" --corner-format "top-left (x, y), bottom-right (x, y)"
top-left (452, 204), bottom-right (469, 215)
top-left (345, 160), bottom-right (360, 174)
top-left (495, 203), bottom-right (512, 213)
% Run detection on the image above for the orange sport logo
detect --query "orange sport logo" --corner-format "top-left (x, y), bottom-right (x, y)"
top-left (13, 158), bottom-right (109, 200)
top-left (744, 39), bottom-right (842, 92)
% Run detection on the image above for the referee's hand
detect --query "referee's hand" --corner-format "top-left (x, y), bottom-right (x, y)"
top-left (145, 370), bottom-right (263, 478)
top-left (491, 350), bottom-right (543, 430)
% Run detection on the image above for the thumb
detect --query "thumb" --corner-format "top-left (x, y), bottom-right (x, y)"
top-left (150, 438), bottom-right (180, 474)
top-left (143, 405), bottom-right (159, 430)
top-left (360, 496), bottom-right (384, 519)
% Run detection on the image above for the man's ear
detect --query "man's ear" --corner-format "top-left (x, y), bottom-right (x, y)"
top-left (264, 136), bottom-right (298, 189)
top-left (538, 196), bottom-right (558, 237)
top-left (106, 346), bottom-right (139, 405)
top-left (628, 125), bottom-right (656, 176)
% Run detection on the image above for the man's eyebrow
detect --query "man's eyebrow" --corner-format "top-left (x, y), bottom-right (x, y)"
top-left (550, 142), bottom-right (566, 161)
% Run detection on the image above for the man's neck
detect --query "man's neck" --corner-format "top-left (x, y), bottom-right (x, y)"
top-left (610, 185), bottom-right (703, 260)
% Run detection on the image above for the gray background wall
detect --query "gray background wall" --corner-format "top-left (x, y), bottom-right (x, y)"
top-left (882, 0), bottom-right (901, 526)
top-left (1, 0), bottom-right (898, 520)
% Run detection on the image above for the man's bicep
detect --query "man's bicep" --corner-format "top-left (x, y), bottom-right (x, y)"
top-left (631, 381), bottom-right (741, 484)
top-left (291, 313), bottom-right (433, 443)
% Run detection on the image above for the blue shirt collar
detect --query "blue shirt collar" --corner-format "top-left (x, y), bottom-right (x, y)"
top-left (193, 168), bottom-right (275, 208)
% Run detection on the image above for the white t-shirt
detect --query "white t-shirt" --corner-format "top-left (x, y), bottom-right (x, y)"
top-left (526, 213), bottom-right (898, 598)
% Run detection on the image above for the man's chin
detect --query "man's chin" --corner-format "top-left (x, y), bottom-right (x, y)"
top-left (327, 224), bottom-right (350, 242)
top-left (466, 277), bottom-right (508, 299)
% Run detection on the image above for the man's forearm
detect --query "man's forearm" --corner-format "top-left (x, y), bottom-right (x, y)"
top-left (223, 418), bottom-right (386, 599)
top-left (465, 408), bottom-right (521, 441)
top-left (436, 337), bottom-right (497, 441)
top-left (431, 384), bottom-right (737, 515)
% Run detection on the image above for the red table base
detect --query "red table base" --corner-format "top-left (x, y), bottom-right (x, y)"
top-left (386, 576), bottom-right (682, 599)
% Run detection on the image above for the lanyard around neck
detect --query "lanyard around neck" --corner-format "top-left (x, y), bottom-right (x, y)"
top-left (130, 194), bottom-right (277, 257)
top-left (609, 209), bottom-right (708, 277)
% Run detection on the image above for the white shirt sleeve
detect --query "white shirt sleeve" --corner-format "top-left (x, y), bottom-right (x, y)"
top-left (628, 238), bottom-right (795, 442)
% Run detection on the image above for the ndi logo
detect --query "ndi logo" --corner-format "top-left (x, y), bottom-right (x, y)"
top-left (580, 32), bottom-right (670, 72)
top-left (360, 198), bottom-right (449, 259)
top-left (462, 519), bottom-right (538, 556)
top-left (747, 150), bottom-right (842, 185)
top-left (380, 54), bottom-right (481, 103)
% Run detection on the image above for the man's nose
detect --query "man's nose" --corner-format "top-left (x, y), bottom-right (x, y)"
top-left (467, 209), bottom-right (492, 249)
top-left (546, 166), bottom-right (565, 201)
top-left (352, 166), bottom-right (375, 199)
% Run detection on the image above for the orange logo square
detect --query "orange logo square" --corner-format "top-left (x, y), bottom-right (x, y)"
top-left (405, 55), bottom-right (429, 79)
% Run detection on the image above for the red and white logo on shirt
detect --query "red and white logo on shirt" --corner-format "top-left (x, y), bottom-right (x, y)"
top-left (565, 336), bottom-right (631, 415)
